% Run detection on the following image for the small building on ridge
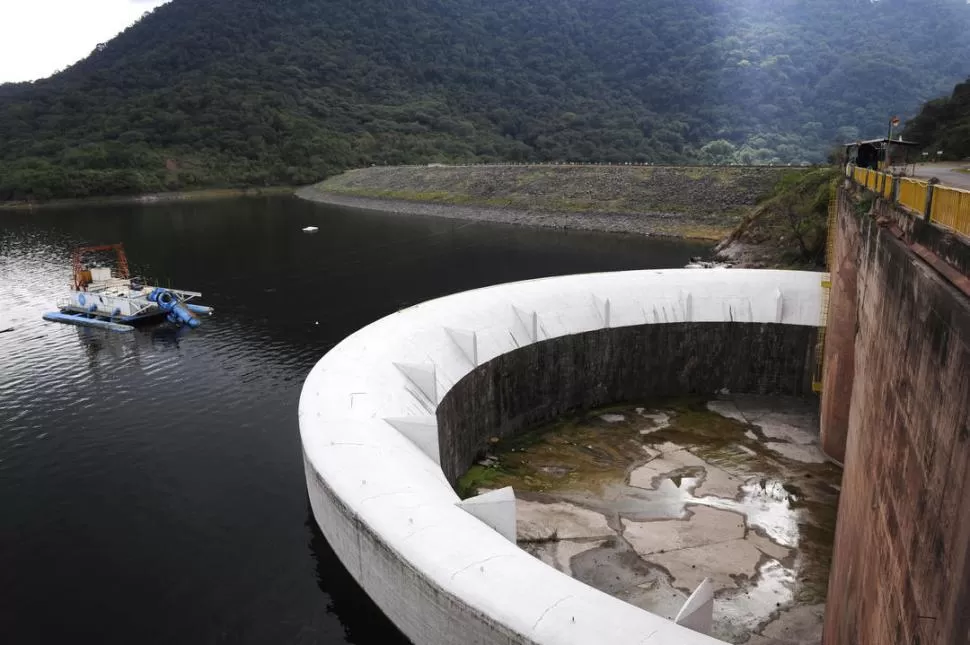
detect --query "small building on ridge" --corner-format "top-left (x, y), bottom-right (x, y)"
top-left (844, 137), bottom-right (920, 170)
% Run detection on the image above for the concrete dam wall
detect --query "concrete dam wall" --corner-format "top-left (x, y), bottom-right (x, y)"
top-left (821, 185), bottom-right (970, 645)
top-left (299, 269), bottom-right (823, 645)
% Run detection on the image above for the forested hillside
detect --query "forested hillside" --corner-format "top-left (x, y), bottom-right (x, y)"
top-left (903, 78), bottom-right (970, 160)
top-left (2, 0), bottom-right (969, 200)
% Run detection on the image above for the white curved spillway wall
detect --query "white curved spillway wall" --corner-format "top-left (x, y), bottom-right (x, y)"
top-left (300, 269), bottom-right (823, 645)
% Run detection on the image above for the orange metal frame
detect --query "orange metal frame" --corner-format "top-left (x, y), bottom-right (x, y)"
top-left (73, 243), bottom-right (130, 291)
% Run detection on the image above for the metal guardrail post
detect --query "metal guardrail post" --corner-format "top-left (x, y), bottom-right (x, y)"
top-left (924, 178), bottom-right (939, 221)
top-left (892, 173), bottom-right (901, 203)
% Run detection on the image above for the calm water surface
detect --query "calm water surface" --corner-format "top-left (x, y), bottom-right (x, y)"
top-left (0, 196), bottom-right (709, 644)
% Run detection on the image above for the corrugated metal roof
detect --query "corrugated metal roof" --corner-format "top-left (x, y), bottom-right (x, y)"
top-left (845, 137), bottom-right (919, 147)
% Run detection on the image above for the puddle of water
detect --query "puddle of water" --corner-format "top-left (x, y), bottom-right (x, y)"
top-left (705, 480), bottom-right (801, 548)
top-left (715, 559), bottom-right (795, 641)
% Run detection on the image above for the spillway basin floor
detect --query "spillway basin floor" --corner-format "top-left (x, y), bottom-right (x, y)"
top-left (458, 396), bottom-right (841, 645)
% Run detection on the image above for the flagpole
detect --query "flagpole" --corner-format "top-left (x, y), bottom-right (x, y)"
top-left (885, 116), bottom-right (898, 170)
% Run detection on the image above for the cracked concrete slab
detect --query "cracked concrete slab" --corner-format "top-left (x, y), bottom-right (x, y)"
top-left (763, 442), bottom-right (827, 464)
top-left (741, 603), bottom-right (825, 645)
top-left (622, 506), bottom-right (746, 555)
top-left (630, 444), bottom-right (743, 498)
top-left (694, 464), bottom-right (744, 498)
top-left (517, 499), bottom-right (614, 541)
top-left (638, 410), bottom-right (671, 434)
top-left (628, 443), bottom-right (706, 489)
top-left (461, 398), bottom-right (839, 644)
top-left (706, 399), bottom-right (748, 423)
top-left (649, 538), bottom-right (768, 593)
top-left (523, 538), bottom-right (607, 577)
top-left (599, 413), bottom-right (626, 423)
top-left (747, 531), bottom-right (793, 561)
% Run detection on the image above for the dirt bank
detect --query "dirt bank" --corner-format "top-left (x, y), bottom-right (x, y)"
top-left (299, 165), bottom-right (796, 240)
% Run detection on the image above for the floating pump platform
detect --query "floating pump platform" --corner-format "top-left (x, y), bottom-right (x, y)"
top-left (42, 243), bottom-right (213, 333)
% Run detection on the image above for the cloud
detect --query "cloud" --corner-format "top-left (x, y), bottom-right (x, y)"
top-left (0, 0), bottom-right (170, 83)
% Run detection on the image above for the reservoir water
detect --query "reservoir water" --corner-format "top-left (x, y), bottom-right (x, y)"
top-left (0, 196), bottom-right (709, 644)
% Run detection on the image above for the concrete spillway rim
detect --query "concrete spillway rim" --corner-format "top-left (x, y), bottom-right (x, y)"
top-left (300, 268), bottom-right (824, 645)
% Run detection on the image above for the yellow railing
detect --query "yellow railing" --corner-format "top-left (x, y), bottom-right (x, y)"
top-left (930, 186), bottom-right (970, 235)
top-left (812, 276), bottom-right (831, 394)
top-left (897, 178), bottom-right (929, 214)
top-left (881, 174), bottom-right (894, 199)
top-left (813, 194), bottom-right (837, 394)
top-left (848, 165), bottom-right (970, 238)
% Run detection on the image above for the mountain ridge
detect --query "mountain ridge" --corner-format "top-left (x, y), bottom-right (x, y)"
top-left (2, 0), bottom-right (969, 200)
top-left (903, 78), bottom-right (970, 160)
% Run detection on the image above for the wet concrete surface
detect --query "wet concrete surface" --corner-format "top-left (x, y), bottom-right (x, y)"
top-left (459, 396), bottom-right (841, 644)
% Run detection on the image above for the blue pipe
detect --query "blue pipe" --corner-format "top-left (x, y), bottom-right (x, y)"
top-left (186, 303), bottom-right (214, 316)
top-left (167, 303), bottom-right (201, 328)
top-left (149, 288), bottom-right (201, 329)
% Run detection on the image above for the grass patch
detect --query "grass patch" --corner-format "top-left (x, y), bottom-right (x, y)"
top-left (457, 464), bottom-right (514, 499)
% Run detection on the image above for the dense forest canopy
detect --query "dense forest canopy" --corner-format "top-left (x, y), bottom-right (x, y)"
top-left (903, 79), bottom-right (970, 161)
top-left (1, 0), bottom-right (969, 200)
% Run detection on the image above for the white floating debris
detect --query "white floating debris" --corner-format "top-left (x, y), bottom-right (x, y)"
top-left (302, 226), bottom-right (319, 233)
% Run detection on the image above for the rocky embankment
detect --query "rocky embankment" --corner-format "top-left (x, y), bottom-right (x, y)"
top-left (713, 167), bottom-right (838, 268)
top-left (298, 164), bottom-right (795, 240)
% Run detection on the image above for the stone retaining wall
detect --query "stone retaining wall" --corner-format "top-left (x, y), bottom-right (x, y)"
top-left (438, 322), bottom-right (816, 485)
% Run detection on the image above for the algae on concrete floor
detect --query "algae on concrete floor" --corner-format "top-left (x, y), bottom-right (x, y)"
top-left (458, 396), bottom-right (841, 645)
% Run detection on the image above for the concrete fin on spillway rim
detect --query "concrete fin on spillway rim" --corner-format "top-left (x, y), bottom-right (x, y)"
top-left (511, 305), bottom-right (538, 345)
top-left (457, 486), bottom-right (517, 542)
top-left (680, 290), bottom-right (693, 322)
top-left (445, 327), bottom-right (478, 367)
top-left (393, 362), bottom-right (438, 407)
top-left (384, 416), bottom-right (440, 464)
top-left (592, 295), bottom-right (611, 328)
top-left (674, 576), bottom-right (714, 635)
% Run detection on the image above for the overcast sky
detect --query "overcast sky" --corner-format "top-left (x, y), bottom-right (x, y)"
top-left (0, 0), bottom-right (170, 83)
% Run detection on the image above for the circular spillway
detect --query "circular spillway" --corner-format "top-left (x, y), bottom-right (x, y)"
top-left (299, 269), bottom-right (823, 645)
